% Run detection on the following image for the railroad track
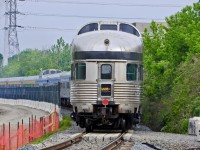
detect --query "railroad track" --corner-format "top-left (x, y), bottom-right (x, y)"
top-left (40, 131), bottom-right (130, 150)
top-left (41, 132), bottom-right (86, 150)
top-left (32, 128), bottom-right (200, 150)
top-left (99, 132), bottom-right (126, 150)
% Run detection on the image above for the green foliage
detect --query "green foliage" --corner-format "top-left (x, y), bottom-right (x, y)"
top-left (142, 1), bottom-right (200, 133)
top-left (0, 37), bottom-right (71, 77)
top-left (59, 115), bottom-right (72, 131)
top-left (48, 37), bottom-right (71, 71)
top-left (31, 131), bottom-right (57, 144)
top-left (0, 53), bottom-right (3, 62)
top-left (0, 53), bottom-right (3, 70)
top-left (161, 56), bottom-right (200, 133)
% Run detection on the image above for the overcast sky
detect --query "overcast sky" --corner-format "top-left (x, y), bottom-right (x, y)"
top-left (0, 0), bottom-right (198, 55)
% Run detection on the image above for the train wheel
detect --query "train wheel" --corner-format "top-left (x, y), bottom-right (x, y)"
top-left (127, 120), bottom-right (132, 130)
top-left (79, 117), bottom-right (85, 128)
top-left (121, 118), bottom-right (126, 132)
top-left (114, 119), bottom-right (120, 129)
top-left (85, 119), bottom-right (93, 132)
top-left (127, 115), bottom-right (133, 129)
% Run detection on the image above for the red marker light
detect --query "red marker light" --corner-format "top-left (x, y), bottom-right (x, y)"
top-left (102, 99), bottom-right (109, 106)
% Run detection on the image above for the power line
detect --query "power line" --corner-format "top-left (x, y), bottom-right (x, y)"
top-left (23, 12), bottom-right (165, 21)
top-left (22, 26), bottom-right (77, 31)
top-left (18, 0), bottom-right (184, 8)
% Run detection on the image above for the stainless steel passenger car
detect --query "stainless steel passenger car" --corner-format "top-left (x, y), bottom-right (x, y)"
top-left (60, 72), bottom-right (71, 107)
top-left (70, 21), bottom-right (143, 131)
top-left (0, 69), bottom-right (71, 107)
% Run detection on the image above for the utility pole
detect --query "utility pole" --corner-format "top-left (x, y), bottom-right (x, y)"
top-left (3, 0), bottom-right (20, 66)
top-left (3, 0), bottom-right (9, 66)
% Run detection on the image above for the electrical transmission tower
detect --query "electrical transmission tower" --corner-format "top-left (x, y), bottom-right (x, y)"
top-left (3, 0), bottom-right (20, 66)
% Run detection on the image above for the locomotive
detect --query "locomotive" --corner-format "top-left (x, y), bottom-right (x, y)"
top-left (70, 21), bottom-right (143, 131)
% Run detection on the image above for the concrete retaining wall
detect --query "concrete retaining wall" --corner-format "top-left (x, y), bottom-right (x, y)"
top-left (0, 98), bottom-right (60, 115)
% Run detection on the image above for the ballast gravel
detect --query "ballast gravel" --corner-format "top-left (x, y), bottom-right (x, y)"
top-left (18, 109), bottom-right (200, 150)
top-left (129, 130), bottom-right (200, 150)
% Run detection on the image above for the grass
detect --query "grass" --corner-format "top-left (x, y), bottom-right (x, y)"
top-left (31, 115), bottom-right (72, 144)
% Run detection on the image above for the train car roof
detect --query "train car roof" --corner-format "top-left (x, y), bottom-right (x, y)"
top-left (60, 71), bottom-right (71, 76)
top-left (77, 21), bottom-right (141, 37)
top-left (0, 75), bottom-right (38, 82)
top-left (40, 70), bottom-right (71, 79)
top-left (40, 69), bottom-right (62, 76)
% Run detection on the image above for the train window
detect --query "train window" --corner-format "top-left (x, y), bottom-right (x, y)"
top-left (120, 24), bottom-right (140, 37)
top-left (78, 23), bottom-right (98, 35)
top-left (71, 64), bottom-right (74, 80)
top-left (101, 64), bottom-right (112, 79)
top-left (75, 63), bottom-right (86, 80)
top-left (126, 64), bottom-right (137, 81)
top-left (139, 65), bottom-right (143, 80)
top-left (43, 70), bottom-right (49, 75)
top-left (100, 25), bottom-right (117, 30)
top-left (51, 70), bottom-right (56, 74)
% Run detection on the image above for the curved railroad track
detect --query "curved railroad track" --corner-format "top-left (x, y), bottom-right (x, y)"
top-left (41, 132), bottom-right (86, 150)
top-left (40, 131), bottom-right (128, 150)
top-left (99, 132), bottom-right (126, 150)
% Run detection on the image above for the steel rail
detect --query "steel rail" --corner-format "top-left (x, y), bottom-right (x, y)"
top-left (41, 132), bottom-right (85, 150)
top-left (99, 132), bottom-right (126, 150)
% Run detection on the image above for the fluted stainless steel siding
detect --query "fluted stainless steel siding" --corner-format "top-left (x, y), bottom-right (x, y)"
top-left (70, 82), bottom-right (98, 103)
top-left (71, 82), bottom-right (142, 102)
top-left (114, 83), bottom-right (142, 102)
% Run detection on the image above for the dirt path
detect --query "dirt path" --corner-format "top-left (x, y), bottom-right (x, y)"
top-left (0, 103), bottom-right (49, 126)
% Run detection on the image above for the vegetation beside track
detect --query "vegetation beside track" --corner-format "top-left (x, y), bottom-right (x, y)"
top-left (32, 115), bottom-right (72, 144)
top-left (0, 37), bottom-right (71, 77)
top-left (142, 1), bottom-right (200, 133)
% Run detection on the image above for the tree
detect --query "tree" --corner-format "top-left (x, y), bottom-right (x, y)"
top-left (0, 53), bottom-right (3, 72)
top-left (49, 37), bottom-right (71, 70)
top-left (142, 1), bottom-right (200, 132)
top-left (161, 55), bottom-right (200, 133)
top-left (0, 37), bottom-right (71, 77)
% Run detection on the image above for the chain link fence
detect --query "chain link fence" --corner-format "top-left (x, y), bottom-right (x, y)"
top-left (0, 85), bottom-right (60, 105)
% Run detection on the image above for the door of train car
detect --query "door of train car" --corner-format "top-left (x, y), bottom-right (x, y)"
top-left (97, 62), bottom-right (115, 104)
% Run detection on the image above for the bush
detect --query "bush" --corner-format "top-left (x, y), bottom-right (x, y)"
top-left (32, 115), bottom-right (72, 144)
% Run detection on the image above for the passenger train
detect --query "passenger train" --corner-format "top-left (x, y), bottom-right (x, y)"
top-left (0, 69), bottom-right (71, 107)
top-left (70, 21), bottom-right (143, 131)
top-left (0, 21), bottom-right (143, 131)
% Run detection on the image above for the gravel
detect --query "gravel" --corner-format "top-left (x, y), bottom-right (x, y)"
top-left (65, 138), bottom-right (111, 150)
top-left (129, 131), bottom-right (200, 150)
top-left (133, 124), bottom-right (152, 131)
top-left (131, 143), bottom-right (163, 150)
top-left (18, 109), bottom-right (200, 150)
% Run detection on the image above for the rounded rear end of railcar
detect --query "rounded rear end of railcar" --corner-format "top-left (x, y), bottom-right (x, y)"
top-left (70, 21), bottom-right (143, 131)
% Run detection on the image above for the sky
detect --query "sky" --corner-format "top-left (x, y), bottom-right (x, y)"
top-left (0, 0), bottom-right (198, 56)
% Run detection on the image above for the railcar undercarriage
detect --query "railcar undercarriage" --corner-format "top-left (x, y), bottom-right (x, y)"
top-left (70, 104), bottom-right (140, 132)
top-left (60, 98), bottom-right (71, 107)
